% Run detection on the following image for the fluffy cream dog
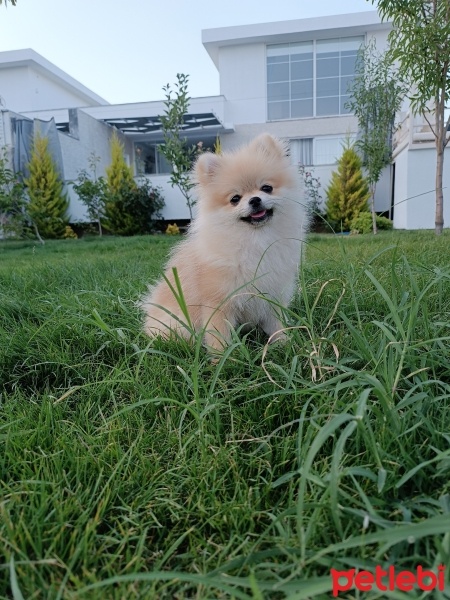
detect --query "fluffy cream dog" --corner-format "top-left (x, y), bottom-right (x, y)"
top-left (141, 133), bottom-right (307, 353)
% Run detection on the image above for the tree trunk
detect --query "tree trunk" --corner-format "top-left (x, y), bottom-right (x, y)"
top-left (371, 183), bottom-right (378, 235)
top-left (33, 222), bottom-right (45, 245)
top-left (435, 146), bottom-right (444, 235)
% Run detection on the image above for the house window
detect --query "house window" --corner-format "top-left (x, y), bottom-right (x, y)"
top-left (290, 138), bottom-right (313, 165)
top-left (134, 142), bottom-right (172, 175)
top-left (290, 135), bottom-right (356, 166)
top-left (267, 36), bottom-right (364, 120)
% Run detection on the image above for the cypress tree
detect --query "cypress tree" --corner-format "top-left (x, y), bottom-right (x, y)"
top-left (325, 142), bottom-right (370, 231)
top-left (105, 130), bottom-right (135, 195)
top-left (25, 132), bottom-right (69, 239)
top-left (103, 130), bottom-right (137, 234)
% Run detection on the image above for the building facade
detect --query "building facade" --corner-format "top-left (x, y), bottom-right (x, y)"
top-left (0, 12), bottom-right (448, 229)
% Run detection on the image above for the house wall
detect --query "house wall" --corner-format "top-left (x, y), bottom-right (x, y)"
top-left (216, 24), bottom-right (391, 216)
top-left (219, 44), bottom-right (267, 124)
top-left (58, 109), bottom-right (133, 221)
top-left (393, 146), bottom-right (450, 230)
top-left (144, 176), bottom-right (192, 221)
top-left (0, 65), bottom-right (100, 113)
top-left (392, 146), bottom-right (409, 228)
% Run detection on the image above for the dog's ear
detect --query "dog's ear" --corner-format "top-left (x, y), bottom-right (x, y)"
top-left (251, 134), bottom-right (287, 159)
top-left (194, 152), bottom-right (221, 185)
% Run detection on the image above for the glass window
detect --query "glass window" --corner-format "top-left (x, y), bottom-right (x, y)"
top-left (290, 138), bottom-right (313, 166)
top-left (316, 77), bottom-right (339, 97)
top-left (268, 101), bottom-right (290, 120)
top-left (268, 82), bottom-right (290, 102)
top-left (291, 136), bottom-right (357, 166)
top-left (314, 136), bottom-right (356, 165)
top-left (291, 79), bottom-right (313, 100)
top-left (267, 62), bottom-right (290, 82)
top-left (316, 97), bottom-right (340, 116)
top-left (135, 142), bottom-right (172, 175)
top-left (291, 60), bottom-right (313, 80)
top-left (316, 57), bottom-right (339, 78)
top-left (267, 36), bottom-right (364, 120)
top-left (292, 99), bottom-right (314, 118)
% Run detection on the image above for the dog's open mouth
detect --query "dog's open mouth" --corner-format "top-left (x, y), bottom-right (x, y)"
top-left (241, 208), bottom-right (273, 225)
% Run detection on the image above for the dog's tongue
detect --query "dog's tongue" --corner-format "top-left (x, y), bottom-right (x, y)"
top-left (251, 210), bottom-right (266, 218)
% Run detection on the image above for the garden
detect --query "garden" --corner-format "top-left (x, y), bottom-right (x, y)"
top-left (1, 230), bottom-right (449, 598)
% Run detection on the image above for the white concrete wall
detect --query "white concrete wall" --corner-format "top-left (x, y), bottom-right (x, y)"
top-left (0, 65), bottom-right (100, 113)
top-left (215, 24), bottom-right (393, 218)
top-left (394, 146), bottom-right (450, 230)
top-left (219, 44), bottom-right (267, 124)
top-left (59, 110), bottom-right (133, 221)
top-left (145, 176), bottom-right (192, 221)
top-left (392, 146), bottom-right (409, 228)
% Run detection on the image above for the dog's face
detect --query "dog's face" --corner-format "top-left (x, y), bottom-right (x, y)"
top-left (194, 134), bottom-right (296, 228)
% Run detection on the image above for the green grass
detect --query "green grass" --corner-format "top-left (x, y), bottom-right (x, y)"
top-left (0, 231), bottom-right (449, 599)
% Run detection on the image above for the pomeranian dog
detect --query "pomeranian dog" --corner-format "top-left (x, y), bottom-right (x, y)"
top-left (141, 133), bottom-right (307, 353)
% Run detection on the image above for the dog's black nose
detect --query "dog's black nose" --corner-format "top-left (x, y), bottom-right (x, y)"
top-left (249, 196), bottom-right (262, 208)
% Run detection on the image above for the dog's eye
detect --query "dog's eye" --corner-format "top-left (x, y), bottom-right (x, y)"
top-left (230, 195), bottom-right (241, 204)
top-left (261, 184), bottom-right (273, 194)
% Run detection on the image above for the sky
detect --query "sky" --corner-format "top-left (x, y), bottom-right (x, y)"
top-left (0, 0), bottom-right (376, 105)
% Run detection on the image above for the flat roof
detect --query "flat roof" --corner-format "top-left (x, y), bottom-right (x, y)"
top-left (0, 49), bottom-right (109, 107)
top-left (202, 11), bottom-right (390, 67)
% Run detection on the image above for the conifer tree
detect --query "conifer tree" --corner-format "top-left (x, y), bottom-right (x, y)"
top-left (325, 142), bottom-right (370, 230)
top-left (25, 132), bottom-right (69, 240)
top-left (105, 130), bottom-right (135, 195)
top-left (103, 130), bottom-right (137, 233)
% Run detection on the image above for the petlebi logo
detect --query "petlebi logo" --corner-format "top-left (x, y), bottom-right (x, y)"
top-left (331, 565), bottom-right (446, 596)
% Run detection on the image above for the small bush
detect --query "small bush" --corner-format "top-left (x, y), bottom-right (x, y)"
top-left (104, 179), bottom-right (165, 236)
top-left (350, 212), bottom-right (393, 234)
top-left (63, 225), bottom-right (78, 239)
top-left (165, 223), bottom-right (180, 235)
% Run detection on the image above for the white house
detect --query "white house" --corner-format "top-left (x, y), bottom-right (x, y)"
top-left (0, 12), bottom-right (448, 230)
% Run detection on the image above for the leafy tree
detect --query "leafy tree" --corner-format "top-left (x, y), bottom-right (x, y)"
top-left (159, 73), bottom-right (202, 220)
top-left (346, 39), bottom-right (407, 233)
top-left (25, 132), bottom-right (69, 241)
top-left (369, 0), bottom-right (450, 234)
top-left (72, 152), bottom-right (106, 235)
top-left (325, 141), bottom-right (370, 230)
top-left (0, 1), bottom-right (17, 5)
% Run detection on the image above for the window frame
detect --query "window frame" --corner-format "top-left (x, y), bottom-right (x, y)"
top-left (290, 135), bottom-right (357, 167)
top-left (266, 36), bottom-right (365, 121)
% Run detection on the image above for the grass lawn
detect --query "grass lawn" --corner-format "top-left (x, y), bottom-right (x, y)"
top-left (0, 231), bottom-right (449, 599)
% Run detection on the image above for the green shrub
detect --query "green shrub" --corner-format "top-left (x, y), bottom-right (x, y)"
top-left (104, 179), bottom-right (165, 236)
top-left (103, 132), bottom-right (165, 235)
top-left (350, 212), bottom-right (393, 234)
top-left (325, 141), bottom-right (370, 230)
